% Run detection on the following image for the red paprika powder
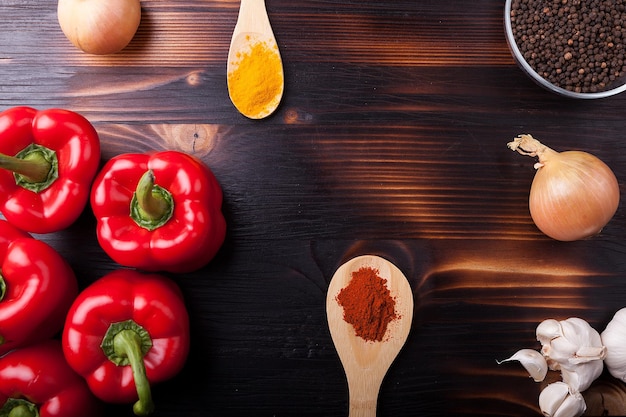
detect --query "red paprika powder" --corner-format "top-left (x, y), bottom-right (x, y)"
top-left (336, 266), bottom-right (398, 342)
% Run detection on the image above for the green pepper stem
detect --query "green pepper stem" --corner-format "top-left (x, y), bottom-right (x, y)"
top-left (0, 144), bottom-right (58, 193)
top-left (1, 398), bottom-right (39, 417)
top-left (130, 170), bottom-right (174, 231)
top-left (136, 170), bottom-right (168, 219)
top-left (0, 151), bottom-right (50, 183)
top-left (7, 404), bottom-right (35, 417)
top-left (0, 274), bottom-right (6, 302)
top-left (113, 329), bottom-right (155, 416)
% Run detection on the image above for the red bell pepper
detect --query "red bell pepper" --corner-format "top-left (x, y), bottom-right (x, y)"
top-left (62, 269), bottom-right (190, 416)
top-left (0, 106), bottom-right (101, 234)
top-left (90, 150), bottom-right (226, 273)
top-left (0, 219), bottom-right (78, 356)
top-left (0, 340), bottom-right (103, 417)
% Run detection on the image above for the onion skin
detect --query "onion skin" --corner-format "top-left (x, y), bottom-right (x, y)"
top-left (57, 0), bottom-right (141, 55)
top-left (508, 134), bottom-right (620, 241)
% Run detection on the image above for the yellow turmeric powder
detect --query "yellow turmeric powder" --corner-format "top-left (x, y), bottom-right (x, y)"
top-left (228, 39), bottom-right (284, 119)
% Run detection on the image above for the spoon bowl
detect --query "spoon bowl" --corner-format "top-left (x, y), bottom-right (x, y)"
top-left (327, 255), bottom-right (414, 417)
top-left (227, 0), bottom-right (284, 119)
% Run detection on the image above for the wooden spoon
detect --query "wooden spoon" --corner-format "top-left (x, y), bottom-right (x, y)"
top-left (227, 0), bottom-right (284, 119)
top-left (327, 255), bottom-right (414, 417)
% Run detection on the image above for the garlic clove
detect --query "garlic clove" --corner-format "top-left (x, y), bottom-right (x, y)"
top-left (537, 319), bottom-right (562, 345)
top-left (539, 382), bottom-right (586, 417)
top-left (497, 348), bottom-right (548, 382)
top-left (569, 345), bottom-right (607, 364)
top-left (545, 335), bottom-right (579, 368)
top-left (539, 381), bottom-right (569, 417)
top-left (561, 360), bottom-right (604, 392)
top-left (561, 318), bottom-right (605, 359)
top-left (553, 391), bottom-right (586, 417)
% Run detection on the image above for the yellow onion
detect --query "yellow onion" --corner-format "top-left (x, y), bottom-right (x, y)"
top-left (57, 0), bottom-right (141, 55)
top-left (508, 134), bottom-right (620, 241)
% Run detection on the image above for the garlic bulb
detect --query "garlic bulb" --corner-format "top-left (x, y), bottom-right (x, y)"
top-left (539, 382), bottom-right (586, 417)
top-left (601, 307), bottom-right (626, 381)
top-left (536, 317), bottom-right (606, 392)
top-left (497, 348), bottom-right (548, 382)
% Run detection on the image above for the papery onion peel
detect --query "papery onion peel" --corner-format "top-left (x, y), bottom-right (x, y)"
top-left (57, 0), bottom-right (141, 55)
top-left (508, 134), bottom-right (620, 241)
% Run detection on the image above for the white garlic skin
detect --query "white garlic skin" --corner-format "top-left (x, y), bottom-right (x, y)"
top-left (601, 307), bottom-right (626, 381)
top-left (537, 319), bottom-right (562, 347)
top-left (497, 348), bottom-right (548, 382)
top-left (536, 317), bottom-right (606, 391)
top-left (539, 382), bottom-right (586, 417)
top-left (560, 362), bottom-right (603, 393)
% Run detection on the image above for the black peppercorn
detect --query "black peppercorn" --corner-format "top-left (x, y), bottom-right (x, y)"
top-left (510, 0), bottom-right (626, 93)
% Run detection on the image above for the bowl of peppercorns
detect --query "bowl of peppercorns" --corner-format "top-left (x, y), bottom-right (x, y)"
top-left (505, 0), bottom-right (626, 98)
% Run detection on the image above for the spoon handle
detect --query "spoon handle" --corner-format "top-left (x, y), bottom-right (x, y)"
top-left (235, 0), bottom-right (272, 35)
top-left (239, 0), bottom-right (268, 13)
top-left (347, 371), bottom-right (384, 417)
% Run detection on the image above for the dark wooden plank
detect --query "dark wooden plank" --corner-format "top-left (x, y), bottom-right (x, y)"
top-left (3, 1), bottom-right (626, 416)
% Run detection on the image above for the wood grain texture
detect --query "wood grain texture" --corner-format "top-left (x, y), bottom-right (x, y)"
top-left (3, 0), bottom-right (626, 416)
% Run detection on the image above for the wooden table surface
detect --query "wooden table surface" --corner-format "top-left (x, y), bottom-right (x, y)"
top-left (3, 1), bottom-right (626, 416)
